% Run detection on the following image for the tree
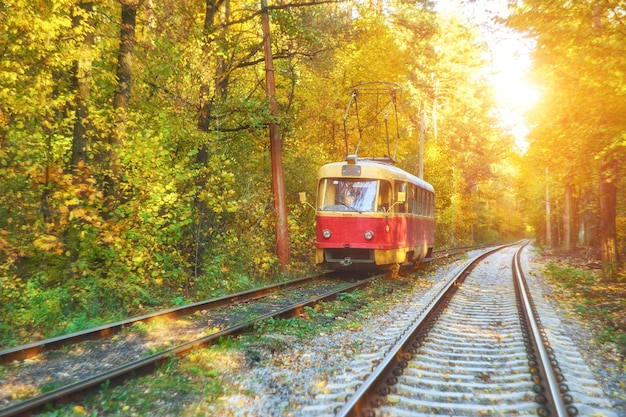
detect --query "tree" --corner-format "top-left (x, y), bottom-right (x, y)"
top-left (0, 0), bottom-right (531, 344)
top-left (425, 14), bottom-right (515, 245)
top-left (107, 0), bottom-right (140, 204)
top-left (70, 2), bottom-right (95, 169)
top-left (506, 0), bottom-right (626, 280)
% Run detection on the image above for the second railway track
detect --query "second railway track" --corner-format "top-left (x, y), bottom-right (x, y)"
top-left (0, 272), bottom-right (384, 417)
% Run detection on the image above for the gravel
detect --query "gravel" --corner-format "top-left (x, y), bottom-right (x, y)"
top-left (201, 246), bottom-right (625, 417)
top-left (2, 245), bottom-right (624, 417)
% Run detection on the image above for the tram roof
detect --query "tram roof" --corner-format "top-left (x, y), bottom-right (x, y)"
top-left (318, 159), bottom-right (434, 193)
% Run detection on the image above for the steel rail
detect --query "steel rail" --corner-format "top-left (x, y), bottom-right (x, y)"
top-left (0, 274), bottom-right (383, 417)
top-left (426, 242), bottom-right (515, 262)
top-left (1, 244), bottom-right (489, 364)
top-left (513, 243), bottom-right (570, 417)
top-left (336, 244), bottom-right (512, 417)
top-left (1, 272), bottom-right (330, 364)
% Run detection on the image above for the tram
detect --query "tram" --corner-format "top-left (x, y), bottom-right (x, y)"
top-left (314, 155), bottom-right (434, 268)
top-left (310, 82), bottom-right (434, 268)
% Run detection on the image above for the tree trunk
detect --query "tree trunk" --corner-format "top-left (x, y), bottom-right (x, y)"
top-left (107, 0), bottom-right (138, 203)
top-left (571, 184), bottom-right (579, 249)
top-left (545, 168), bottom-right (552, 248)
top-left (195, 0), bottom-right (226, 166)
top-left (70, 2), bottom-right (95, 170)
top-left (599, 158), bottom-right (618, 281)
top-left (192, 0), bottom-right (227, 278)
top-left (578, 188), bottom-right (595, 249)
top-left (562, 182), bottom-right (571, 251)
top-left (215, 0), bottom-right (230, 101)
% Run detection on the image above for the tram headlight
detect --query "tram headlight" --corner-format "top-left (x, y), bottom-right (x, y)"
top-left (364, 230), bottom-right (374, 240)
top-left (322, 229), bottom-right (332, 239)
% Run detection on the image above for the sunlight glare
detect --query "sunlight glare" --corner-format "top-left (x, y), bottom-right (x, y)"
top-left (489, 37), bottom-right (541, 151)
top-left (435, 0), bottom-right (540, 151)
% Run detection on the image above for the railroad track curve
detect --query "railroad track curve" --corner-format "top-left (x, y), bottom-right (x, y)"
top-left (322, 242), bottom-right (617, 417)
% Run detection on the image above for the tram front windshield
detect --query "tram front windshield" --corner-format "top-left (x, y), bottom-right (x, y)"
top-left (318, 179), bottom-right (379, 212)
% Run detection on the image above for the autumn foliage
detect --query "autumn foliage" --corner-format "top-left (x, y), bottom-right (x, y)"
top-left (0, 0), bottom-right (623, 345)
top-left (504, 0), bottom-right (626, 280)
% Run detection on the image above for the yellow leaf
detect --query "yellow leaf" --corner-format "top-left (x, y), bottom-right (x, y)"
top-left (314, 379), bottom-right (327, 390)
top-left (102, 233), bottom-right (116, 244)
top-left (33, 235), bottom-right (64, 253)
top-left (73, 405), bottom-right (87, 415)
top-left (387, 394), bottom-right (400, 404)
top-left (69, 208), bottom-right (87, 221)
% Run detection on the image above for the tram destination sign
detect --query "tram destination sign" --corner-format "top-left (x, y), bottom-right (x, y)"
top-left (342, 165), bottom-right (361, 176)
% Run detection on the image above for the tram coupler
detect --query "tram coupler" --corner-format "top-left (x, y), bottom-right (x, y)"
top-left (339, 257), bottom-right (353, 266)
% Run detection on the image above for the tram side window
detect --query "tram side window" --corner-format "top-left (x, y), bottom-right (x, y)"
top-left (415, 187), bottom-right (422, 215)
top-left (428, 193), bottom-right (435, 217)
top-left (317, 179), bottom-right (332, 210)
top-left (394, 181), bottom-right (407, 213)
top-left (424, 191), bottom-right (434, 217)
top-left (378, 181), bottom-right (391, 212)
top-left (408, 184), bottom-right (417, 214)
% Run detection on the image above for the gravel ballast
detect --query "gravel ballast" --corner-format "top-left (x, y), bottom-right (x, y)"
top-left (2, 246), bottom-right (624, 417)
top-left (200, 247), bottom-right (625, 417)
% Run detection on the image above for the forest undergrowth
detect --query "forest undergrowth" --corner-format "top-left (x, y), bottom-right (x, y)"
top-left (541, 249), bottom-right (626, 358)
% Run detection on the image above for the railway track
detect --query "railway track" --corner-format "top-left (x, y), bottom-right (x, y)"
top-left (0, 272), bottom-right (384, 417)
top-left (0, 244), bottom-right (501, 416)
top-left (338, 243), bottom-right (561, 416)
top-left (297, 242), bottom-right (617, 417)
top-left (0, 272), bottom-right (335, 365)
top-left (0, 244), bottom-right (471, 366)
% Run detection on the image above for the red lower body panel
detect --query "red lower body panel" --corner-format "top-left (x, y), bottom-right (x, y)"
top-left (315, 214), bottom-right (434, 266)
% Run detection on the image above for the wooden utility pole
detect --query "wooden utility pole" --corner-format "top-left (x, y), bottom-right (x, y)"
top-left (432, 74), bottom-right (438, 143)
top-left (261, 0), bottom-right (291, 271)
top-left (418, 106), bottom-right (425, 179)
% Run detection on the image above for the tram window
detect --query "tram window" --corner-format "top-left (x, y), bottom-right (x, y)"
top-left (424, 191), bottom-right (433, 217)
top-left (394, 182), bottom-right (407, 213)
top-left (317, 179), bottom-right (332, 210)
top-left (408, 185), bottom-right (416, 214)
top-left (378, 181), bottom-right (391, 212)
top-left (318, 178), bottom-right (377, 212)
top-left (415, 188), bottom-right (422, 215)
top-left (428, 193), bottom-right (435, 217)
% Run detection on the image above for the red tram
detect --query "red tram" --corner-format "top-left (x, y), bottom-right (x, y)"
top-left (315, 156), bottom-right (435, 269)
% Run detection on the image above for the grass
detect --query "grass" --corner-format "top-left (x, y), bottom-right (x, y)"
top-left (543, 261), bottom-right (626, 357)
top-left (39, 351), bottom-right (227, 416)
top-left (35, 272), bottom-right (422, 416)
top-left (250, 287), bottom-right (374, 338)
